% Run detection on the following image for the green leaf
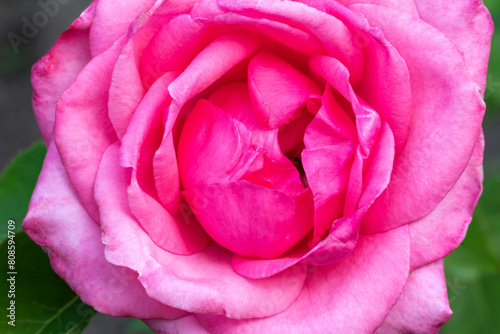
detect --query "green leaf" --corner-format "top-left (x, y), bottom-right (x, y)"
top-left (441, 175), bottom-right (500, 333)
top-left (484, 2), bottom-right (500, 112)
top-left (0, 231), bottom-right (96, 334)
top-left (0, 141), bottom-right (46, 240)
top-left (123, 318), bottom-right (155, 334)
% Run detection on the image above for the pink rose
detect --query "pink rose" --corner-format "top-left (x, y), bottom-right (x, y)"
top-left (24, 0), bottom-right (493, 332)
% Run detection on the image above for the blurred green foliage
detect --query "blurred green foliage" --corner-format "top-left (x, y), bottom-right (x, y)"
top-left (484, 0), bottom-right (500, 112)
top-left (0, 141), bottom-right (46, 239)
top-left (441, 176), bottom-right (500, 333)
top-left (0, 232), bottom-right (96, 334)
top-left (0, 142), bottom-right (96, 334)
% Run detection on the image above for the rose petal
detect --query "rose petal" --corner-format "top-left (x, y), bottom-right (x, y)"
top-left (209, 83), bottom-right (290, 165)
top-left (139, 14), bottom-right (220, 88)
top-left (97, 143), bottom-right (307, 319)
top-left (146, 315), bottom-right (210, 334)
top-left (216, 0), bottom-right (365, 84)
top-left (128, 162), bottom-right (210, 255)
top-left (107, 31), bottom-right (145, 140)
top-left (119, 70), bottom-right (186, 218)
top-left (89, 0), bottom-right (157, 57)
top-left (23, 142), bottom-right (184, 319)
top-left (409, 133), bottom-right (484, 271)
top-left (233, 121), bottom-right (394, 279)
top-left (167, 30), bottom-right (261, 109)
top-left (177, 99), bottom-right (255, 190)
top-left (54, 35), bottom-right (126, 221)
top-left (375, 260), bottom-right (452, 334)
top-left (351, 4), bottom-right (485, 233)
top-left (199, 225), bottom-right (410, 333)
top-left (302, 86), bottom-right (357, 243)
top-left (297, 0), bottom-right (413, 156)
top-left (248, 51), bottom-right (321, 129)
top-left (183, 181), bottom-right (313, 259)
top-left (31, 3), bottom-right (94, 144)
top-left (231, 207), bottom-right (364, 279)
top-left (337, 0), bottom-right (418, 14)
top-left (192, 2), bottom-right (325, 59)
top-left (413, 0), bottom-right (493, 93)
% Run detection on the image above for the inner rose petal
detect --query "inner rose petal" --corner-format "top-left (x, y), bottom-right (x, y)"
top-left (248, 50), bottom-right (322, 129)
top-left (182, 181), bottom-right (314, 259)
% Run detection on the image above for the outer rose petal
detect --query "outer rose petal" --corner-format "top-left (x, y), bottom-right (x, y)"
top-left (147, 315), bottom-right (210, 334)
top-left (89, 0), bottom-right (157, 56)
top-left (109, 0), bottom-right (207, 136)
top-left (118, 71), bottom-right (210, 256)
top-left (97, 144), bottom-right (308, 319)
top-left (335, 0), bottom-right (418, 15)
top-left (409, 133), bottom-right (484, 270)
top-left (375, 260), bottom-right (452, 334)
top-left (23, 142), bottom-right (184, 319)
top-left (413, 0), bottom-right (494, 93)
top-left (54, 35), bottom-right (126, 221)
top-left (199, 225), bottom-right (410, 333)
top-left (120, 71), bottom-right (182, 215)
top-left (31, 4), bottom-right (94, 144)
top-left (352, 4), bottom-right (485, 233)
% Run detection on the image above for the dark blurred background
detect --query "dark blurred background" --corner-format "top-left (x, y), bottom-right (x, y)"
top-left (0, 0), bottom-right (499, 333)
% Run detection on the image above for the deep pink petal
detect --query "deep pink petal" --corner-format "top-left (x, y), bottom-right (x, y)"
top-left (350, 4), bottom-right (485, 233)
top-left (409, 133), bottom-right (484, 270)
top-left (232, 207), bottom-right (365, 279)
top-left (413, 0), bottom-right (493, 93)
top-left (243, 155), bottom-right (304, 197)
top-left (233, 122), bottom-right (394, 279)
top-left (23, 142), bottom-right (184, 319)
top-left (183, 181), bottom-right (313, 259)
top-left (177, 99), bottom-right (256, 190)
top-left (54, 35), bottom-right (126, 221)
top-left (200, 225), bottom-right (410, 333)
top-left (97, 146), bottom-right (307, 318)
top-left (278, 106), bottom-right (315, 157)
top-left (248, 51), bottom-right (321, 129)
top-left (89, 0), bottom-right (157, 57)
top-left (209, 83), bottom-right (290, 165)
top-left (146, 316), bottom-right (210, 334)
top-left (31, 4), bottom-right (94, 144)
top-left (375, 260), bottom-right (452, 334)
top-left (302, 86), bottom-right (357, 243)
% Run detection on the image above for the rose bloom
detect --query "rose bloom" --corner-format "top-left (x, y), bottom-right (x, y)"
top-left (24, 0), bottom-right (493, 333)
